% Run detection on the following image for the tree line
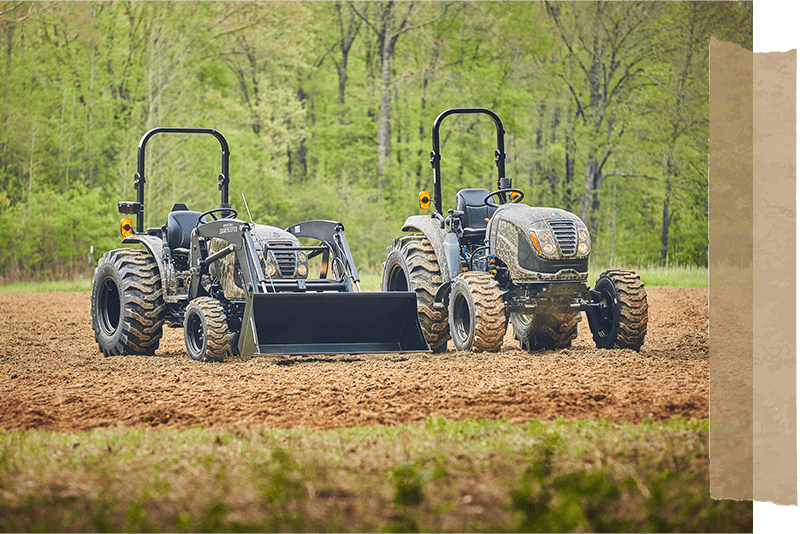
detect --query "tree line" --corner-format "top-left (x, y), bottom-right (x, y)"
top-left (0, 1), bottom-right (752, 280)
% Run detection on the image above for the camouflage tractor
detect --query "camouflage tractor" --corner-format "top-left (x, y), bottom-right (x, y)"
top-left (381, 108), bottom-right (648, 353)
top-left (91, 128), bottom-right (428, 361)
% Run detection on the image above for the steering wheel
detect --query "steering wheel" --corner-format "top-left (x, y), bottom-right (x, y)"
top-left (483, 188), bottom-right (524, 206)
top-left (198, 207), bottom-right (239, 224)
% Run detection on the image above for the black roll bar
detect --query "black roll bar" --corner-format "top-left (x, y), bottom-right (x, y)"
top-left (132, 127), bottom-right (231, 233)
top-left (429, 108), bottom-right (507, 216)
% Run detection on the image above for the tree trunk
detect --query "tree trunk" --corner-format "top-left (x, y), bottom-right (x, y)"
top-left (377, 2), bottom-right (393, 184)
top-left (610, 173), bottom-right (617, 265)
top-left (660, 179), bottom-right (671, 265)
top-left (337, 60), bottom-right (348, 107)
top-left (564, 88), bottom-right (575, 212)
top-left (580, 153), bottom-right (599, 232)
top-left (333, 1), bottom-right (360, 112)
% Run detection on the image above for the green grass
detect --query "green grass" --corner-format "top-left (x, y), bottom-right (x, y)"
top-left (0, 264), bottom-right (707, 294)
top-left (358, 264), bottom-right (710, 292)
top-left (0, 278), bottom-right (92, 294)
top-left (358, 272), bottom-right (383, 292)
top-left (590, 263), bottom-right (708, 288)
top-left (0, 416), bottom-right (750, 533)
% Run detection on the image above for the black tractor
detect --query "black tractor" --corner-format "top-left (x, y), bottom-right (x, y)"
top-left (381, 109), bottom-right (648, 352)
top-left (92, 128), bottom-right (429, 361)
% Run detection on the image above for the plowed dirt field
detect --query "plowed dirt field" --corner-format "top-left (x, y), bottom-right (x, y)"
top-left (0, 288), bottom-right (707, 431)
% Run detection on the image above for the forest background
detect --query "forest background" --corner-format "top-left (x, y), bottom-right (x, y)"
top-left (0, 1), bottom-right (753, 281)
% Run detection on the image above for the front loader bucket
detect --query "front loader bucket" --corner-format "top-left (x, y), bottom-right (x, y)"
top-left (238, 292), bottom-right (430, 356)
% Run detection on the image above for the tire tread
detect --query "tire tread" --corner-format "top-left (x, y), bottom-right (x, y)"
top-left (383, 234), bottom-right (450, 352)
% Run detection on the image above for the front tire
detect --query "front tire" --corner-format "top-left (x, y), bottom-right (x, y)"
top-left (588, 269), bottom-right (648, 350)
top-left (184, 297), bottom-right (230, 362)
top-left (382, 235), bottom-right (450, 352)
top-left (448, 272), bottom-right (506, 352)
top-left (511, 312), bottom-right (580, 351)
top-left (91, 248), bottom-right (165, 357)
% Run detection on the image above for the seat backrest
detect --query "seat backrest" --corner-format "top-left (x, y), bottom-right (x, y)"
top-left (455, 188), bottom-right (496, 230)
top-left (166, 208), bottom-right (201, 250)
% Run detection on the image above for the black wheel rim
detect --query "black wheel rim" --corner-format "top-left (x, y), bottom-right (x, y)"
top-left (595, 290), bottom-right (615, 340)
top-left (186, 312), bottom-right (205, 355)
top-left (386, 264), bottom-right (408, 292)
top-left (453, 293), bottom-right (471, 344)
top-left (99, 278), bottom-right (121, 336)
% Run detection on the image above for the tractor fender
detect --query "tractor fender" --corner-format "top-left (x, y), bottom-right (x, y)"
top-left (122, 234), bottom-right (171, 298)
top-left (401, 215), bottom-right (460, 283)
top-left (433, 280), bottom-right (453, 308)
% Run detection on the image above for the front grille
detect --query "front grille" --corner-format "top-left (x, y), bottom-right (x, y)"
top-left (548, 219), bottom-right (577, 255)
top-left (270, 243), bottom-right (297, 278)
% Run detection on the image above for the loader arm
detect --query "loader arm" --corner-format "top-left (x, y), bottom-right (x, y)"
top-left (285, 220), bottom-right (362, 291)
top-left (187, 217), bottom-right (430, 357)
top-left (188, 218), bottom-right (265, 300)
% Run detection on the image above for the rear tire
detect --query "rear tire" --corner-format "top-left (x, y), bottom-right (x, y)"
top-left (511, 312), bottom-right (580, 351)
top-left (91, 248), bottom-right (165, 357)
top-left (184, 297), bottom-right (230, 362)
top-left (588, 269), bottom-right (648, 350)
top-left (448, 272), bottom-right (506, 352)
top-left (382, 235), bottom-right (450, 352)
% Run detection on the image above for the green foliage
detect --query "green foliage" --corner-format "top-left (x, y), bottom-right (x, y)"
top-left (0, 1), bottom-right (752, 281)
top-left (509, 428), bottom-right (637, 532)
top-left (0, 417), bottom-right (753, 533)
top-left (0, 185), bottom-right (119, 281)
top-left (392, 462), bottom-right (426, 507)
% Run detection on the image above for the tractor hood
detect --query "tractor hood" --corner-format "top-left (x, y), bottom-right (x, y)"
top-left (489, 204), bottom-right (591, 282)
top-left (251, 224), bottom-right (301, 245)
top-left (250, 224), bottom-right (308, 280)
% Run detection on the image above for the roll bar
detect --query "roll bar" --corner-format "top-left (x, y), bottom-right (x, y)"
top-left (429, 108), bottom-right (508, 216)
top-left (129, 127), bottom-right (231, 233)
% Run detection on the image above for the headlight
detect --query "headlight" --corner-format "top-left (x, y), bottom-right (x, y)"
top-left (577, 227), bottom-right (591, 256)
top-left (298, 251), bottom-right (307, 262)
top-left (296, 263), bottom-right (308, 277)
top-left (528, 227), bottom-right (555, 255)
top-left (266, 262), bottom-right (277, 277)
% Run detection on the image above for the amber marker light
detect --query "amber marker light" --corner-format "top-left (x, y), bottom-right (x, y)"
top-left (510, 191), bottom-right (521, 202)
top-left (528, 230), bottom-right (543, 253)
top-left (419, 191), bottom-right (431, 210)
top-left (120, 218), bottom-right (133, 238)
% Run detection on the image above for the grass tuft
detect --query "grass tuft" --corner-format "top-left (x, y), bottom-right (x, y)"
top-left (0, 417), bottom-right (750, 532)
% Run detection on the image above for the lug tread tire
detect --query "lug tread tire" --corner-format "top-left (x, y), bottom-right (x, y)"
top-left (184, 297), bottom-right (230, 362)
top-left (91, 248), bottom-right (165, 357)
top-left (449, 271), bottom-right (506, 352)
top-left (382, 234), bottom-right (450, 352)
top-left (595, 269), bottom-right (648, 350)
top-left (513, 312), bottom-right (581, 351)
top-left (540, 313), bottom-right (581, 349)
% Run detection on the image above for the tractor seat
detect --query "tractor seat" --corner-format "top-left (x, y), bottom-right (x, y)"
top-left (166, 204), bottom-right (201, 253)
top-left (454, 188), bottom-right (497, 240)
